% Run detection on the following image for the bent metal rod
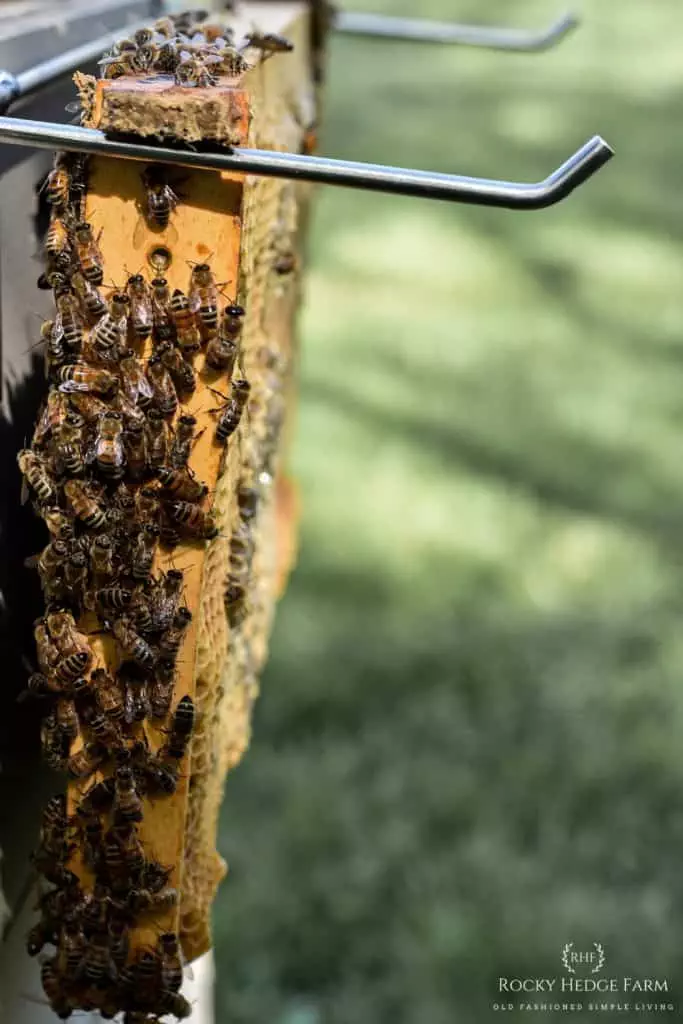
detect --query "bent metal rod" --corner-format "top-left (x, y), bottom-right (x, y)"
top-left (333, 11), bottom-right (578, 52)
top-left (0, 117), bottom-right (613, 210)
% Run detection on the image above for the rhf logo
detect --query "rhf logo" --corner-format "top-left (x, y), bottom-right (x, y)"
top-left (562, 942), bottom-right (606, 975)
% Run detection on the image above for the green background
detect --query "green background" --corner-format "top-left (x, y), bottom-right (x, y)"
top-left (214, 2), bottom-right (683, 1021)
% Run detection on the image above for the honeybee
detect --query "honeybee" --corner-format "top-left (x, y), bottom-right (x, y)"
top-left (54, 409), bottom-right (87, 475)
top-left (165, 500), bottom-right (218, 539)
top-left (149, 673), bottom-right (174, 719)
top-left (133, 946), bottom-right (163, 1001)
top-left (46, 608), bottom-right (88, 653)
top-left (71, 270), bottom-right (107, 323)
top-left (242, 30), bottom-right (295, 57)
top-left (141, 165), bottom-right (180, 229)
top-left (43, 505), bottom-right (74, 541)
top-left (151, 569), bottom-right (185, 632)
top-left (99, 44), bottom-right (149, 78)
top-left (101, 59), bottom-right (127, 79)
top-left (170, 288), bottom-right (201, 354)
top-left (108, 914), bottom-right (130, 970)
top-left (81, 814), bottom-right (104, 871)
top-left (132, 42), bottom-right (158, 73)
top-left (124, 679), bottom-right (152, 723)
top-left (44, 214), bottom-right (71, 268)
top-left (93, 410), bottom-right (126, 478)
top-left (67, 741), bottom-right (107, 778)
top-left (147, 355), bottom-right (178, 417)
top-left (124, 421), bottom-right (149, 481)
top-left (146, 408), bottom-right (172, 467)
top-left (214, 45), bottom-right (250, 76)
top-left (157, 465), bottom-right (207, 502)
top-left (189, 263), bottom-right (220, 338)
top-left (44, 161), bottom-right (71, 208)
top-left (32, 390), bottom-right (70, 449)
top-left (18, 449), bottom-right (56, 504)
top-left (58, 917), bottom-right (87, 978)
top-left (68, 391), bottom-right (112, 423)
top-left (80, 701), bottom-right (122, 747)
top-left (37, 714), bottom-right (67, 778)
top-left (113, 617), bottom-right (156, 669)
top-left (214, 377), bottom-right (251, 443)
top-left (56, 650), bottom-right (91, 684)
top-left (205, 302), bottom-right (244, 372)
top-left (81, 931), bottom-right (117, 987)
top-left (54, 292), bottom-right (85, 354)
top-left (151, 276), bottom-right (175, 344)
top-left (17, 670), bottom-right (57, 703)
top-left (159, 990), bottom-right (192, 1019)
top-left (55, 696), bottom-right (79, 742)
top-left (89, 533), bottom-right (117, 578)
top-left (159, 342), bottom-right (196, 395)
top-left (160, 695), bottom-right (194, 763)
top-left (158, 932), bottom-right (183, 992)
top-left (38, 266), bottom-right (70, 292)
top-left (136, 486), bottom-right (162, 525)
top-left (91, 667), bottom-right (125, 721)
top-left (57, 362), bottom-right (118, 396)
top-left (153, 38), bottom-right (181, 75)
top-left (80, 884), bottom-right (111, 934)
top-left (158, 607), bottom-right (192, 663)
top-left (41, 957), bottom-right (76, 1018)
top-left (95, 586), bottom-right (132, 615)
top-left (64, 548), bottom-right (88, 596)
top-left (159, 519), bottom-right (180, 550)
top-left (113, 765), bottom-right (143, 823)
top-left (126, 885), bottom-right (178, 915)
top-left (205, 330), bottom-right (238, 374)
top-left (41, 318), bottom-right (66, 376)
top-left (131, 523), bottom-right (160, 580)
top-left (39, 794), bottom-right (69, 852)
top-left (126, 273), bottom-right (153, 341)
top-left (170, 413), bottom-right (198, 469)
top-left (175, 53), bottom-right (217, 87)
top-left (66, 152), bottom-right (89, 215)
top-left (141, 750), bottom-right (178, 794)
top-left (34, 618), bottom-right (59, 674)
top-left (91, 292), bottom-right (129, 362)
top-left (78, 776), bottom-right (115, 817)
top-left (73, 221), bottom-right (103, 283)
top-left (120, 347), bottom-right (153, 408)
top-left (27, 922), bottom-right (57, 959)
top-left (224, 572), bottom-right (248, 626)
top-left (64, 478), bottom-right (108, 529)
top-left (223, 301), bottom-right (245, 339)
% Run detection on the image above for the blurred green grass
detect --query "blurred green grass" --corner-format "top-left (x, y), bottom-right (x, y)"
top-left (214, 2), bottom-right (683, 1021)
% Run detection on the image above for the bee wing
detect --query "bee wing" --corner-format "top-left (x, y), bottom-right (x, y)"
top-left (58, 380), bottom-right (87, 394)
top-left (97, 54), bottom-right (124, 67)
top-left (83, 437), bottom-right (98, 466)
top-left (138, 374), bottom-right (155, 405)
top-left (20, 477), bottom-right (30, 505)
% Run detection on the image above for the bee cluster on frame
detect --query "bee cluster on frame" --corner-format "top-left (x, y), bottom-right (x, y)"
top-left (15, 5), bottom-right (301, 1018)
top-left (97, 9), bottom-right (293, 87)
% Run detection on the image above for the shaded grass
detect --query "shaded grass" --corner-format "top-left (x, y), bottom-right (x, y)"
top-left (214, 2), bottom-right (683, 1021)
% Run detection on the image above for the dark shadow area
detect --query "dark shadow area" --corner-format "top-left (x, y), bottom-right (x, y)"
top-left (0, 356), bottom-right (56, 909)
